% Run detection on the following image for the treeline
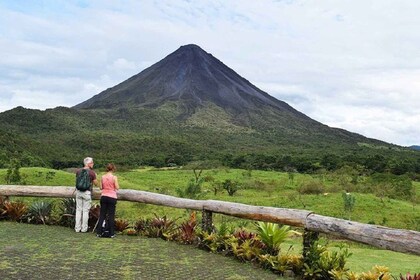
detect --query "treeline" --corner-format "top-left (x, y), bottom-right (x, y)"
top-left (221, 153), bottom-right (420, 177)
top-left (2, 148), bottom-right (420, 180)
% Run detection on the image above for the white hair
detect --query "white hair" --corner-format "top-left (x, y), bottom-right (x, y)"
top-left (83, 157), bottom-right (93, 166)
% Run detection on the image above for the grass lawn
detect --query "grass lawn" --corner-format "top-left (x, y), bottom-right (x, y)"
top-left (0, 222), bottom-right (284, 280)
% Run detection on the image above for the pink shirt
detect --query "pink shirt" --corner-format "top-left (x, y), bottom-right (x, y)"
top-left (101, 174), bottom-right (118, 199)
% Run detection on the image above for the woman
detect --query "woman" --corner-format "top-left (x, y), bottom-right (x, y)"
top-left (96, 163), bottom-right (120, 238)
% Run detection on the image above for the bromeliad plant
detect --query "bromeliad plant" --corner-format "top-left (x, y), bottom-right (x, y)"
top-left (255, 222), bottom-right (298, 255)
top-left (26, 200), bottom-right (53, 225)
top-left (1, 201), bottom-right (27, 221)
top-left (179, 211), bottom-right (197, 244)
top-left (144, 214), bottom-right (178, 240)
top-left (398, 273), bottom-right (420, 280)
top-left (114, 218), bottom-right (130, 232)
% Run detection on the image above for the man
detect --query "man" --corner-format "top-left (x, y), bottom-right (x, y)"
top-left (75, 157), bottom-right (98, 233)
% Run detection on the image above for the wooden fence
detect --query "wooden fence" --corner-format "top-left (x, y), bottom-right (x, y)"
top-left (0, 185), bottom-right (419, 256)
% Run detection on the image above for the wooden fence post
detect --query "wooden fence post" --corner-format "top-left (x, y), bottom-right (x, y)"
top-left (302, 229), bottom-right (319, 261)
top-left (202, 210), bottom-right (213, 233)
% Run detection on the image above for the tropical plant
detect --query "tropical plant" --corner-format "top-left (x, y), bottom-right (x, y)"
top-left (230, 238), bottom-right (262, 262)
top-left (197, 231), bottom-right (230, 253)
top-left (57, 198), bottom-right (76, 228)
top-left (255, 222), bottom-right (296, 255)
top-left (1, 201), bottom-right (27, 221)
top-left (398, 273), bottom-right (420, 280)
top-left (114, 218), bottom-right (130, 232)
top-left (26, 200), bottom-right (53, 225)
top-left (144, 214), bottom-right (178, 240)
top-left (301, 242), bottom-right (352, 280)
top-left (358, 265), bottom-right (391, 280)
top-left (134, 218), bottom-right (150, 234)
top-left (179, 211), bottom-right (197, 244)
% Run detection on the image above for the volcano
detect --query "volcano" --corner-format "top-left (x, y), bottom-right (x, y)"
top-left (74, 44), bottom-right (308, 118)
top-left (0, 44), bottom-right (408, 169)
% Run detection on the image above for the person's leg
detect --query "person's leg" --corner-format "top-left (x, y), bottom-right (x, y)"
top-left (81, 191), bottom-right (91, 232)
top-left (96, 197), bottom-right (106, 235)
top-left (108, 198), bottom-right (117, 236)
top-left (75, 191), bottom-right (83, 232)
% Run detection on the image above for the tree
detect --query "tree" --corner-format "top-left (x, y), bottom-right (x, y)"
top-left (5, 159), bottom-right (22, 184)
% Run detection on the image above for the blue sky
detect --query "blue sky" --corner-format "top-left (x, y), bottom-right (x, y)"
top-left (1, 0), bottom-right (420, 146)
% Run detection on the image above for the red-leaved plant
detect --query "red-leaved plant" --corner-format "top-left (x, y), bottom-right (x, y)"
top-left (179, 211), bottom-right (197, 244)
top-left (400, 273), bottom-right (420, 280)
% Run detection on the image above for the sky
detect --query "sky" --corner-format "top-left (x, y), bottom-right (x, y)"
top-left (0, 0), bottom-right (419, 146)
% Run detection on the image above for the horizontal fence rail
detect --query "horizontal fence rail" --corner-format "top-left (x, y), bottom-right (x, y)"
top-left (1, 185), bottom-right (419, 256)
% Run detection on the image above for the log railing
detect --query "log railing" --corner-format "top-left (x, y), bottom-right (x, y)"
top-left (1, 185), bottom-right (419, 256)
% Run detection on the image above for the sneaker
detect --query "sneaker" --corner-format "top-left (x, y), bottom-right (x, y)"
top-left (110, 235), bottom-right (116, 238)
top-left (96, 234), bottom-right (102, 238)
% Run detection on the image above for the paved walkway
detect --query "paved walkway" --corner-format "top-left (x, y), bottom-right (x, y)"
top-left (0, 222), bottom-right (285, 280)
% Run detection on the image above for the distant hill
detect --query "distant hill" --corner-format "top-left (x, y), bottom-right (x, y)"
top-left (410, 145), bottom-right (420, 151)
top-left (0, 44), bottom-right (418, 170)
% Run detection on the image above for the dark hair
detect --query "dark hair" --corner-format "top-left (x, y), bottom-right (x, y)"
top-left (106, 163), bottom-right (116, 172)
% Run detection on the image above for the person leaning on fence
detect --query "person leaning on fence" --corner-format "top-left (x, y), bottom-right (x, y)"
top-left (96, 163), bottom-right (120, 238)
top-left (74, 157), bottom-right (98, 233)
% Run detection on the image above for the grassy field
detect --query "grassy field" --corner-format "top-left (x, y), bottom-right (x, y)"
top-left (1, 167), bottom-right (418, 230)
top-left (1, 167), bottom-right (419, 275)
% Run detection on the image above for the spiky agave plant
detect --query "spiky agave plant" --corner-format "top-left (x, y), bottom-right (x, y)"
top-left (58, 198), bottom-right (76, 228)
top-left (27, 200), bottom-right (53, 225)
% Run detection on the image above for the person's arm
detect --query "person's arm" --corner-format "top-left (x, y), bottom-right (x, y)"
top-left (114, 176), bottom-right (120, 191)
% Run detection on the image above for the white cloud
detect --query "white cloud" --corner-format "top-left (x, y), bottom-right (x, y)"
top-left (0, 0), bottom-right (419, 146)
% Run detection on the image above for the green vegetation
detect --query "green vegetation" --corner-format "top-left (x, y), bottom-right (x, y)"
top-left (1, 166), bottom-right (419, 230)
top-left (1, 106), bottom-right (420, 176)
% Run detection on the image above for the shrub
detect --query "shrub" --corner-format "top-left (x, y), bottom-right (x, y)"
top-left (222, 179), bottom-right (240, 196)
top-left (26, 200), bottom-right (53, 225)
top-left (176, 178), bottom-right (204, 199)
top-left (297, 180), bottom-right (325, 195)
top-left (1, 201), bottom-right (27, 221)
